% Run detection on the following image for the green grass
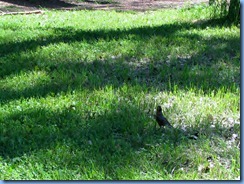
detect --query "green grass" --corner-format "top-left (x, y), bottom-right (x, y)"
top-left (0, 5), bottom-right (240, 180)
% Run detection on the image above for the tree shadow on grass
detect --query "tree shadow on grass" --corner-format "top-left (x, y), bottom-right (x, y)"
top-left (0, 12), bottom-right (240, 178)
top-left (0, 100), bottom-right (239, 178)
top-left (1, 18), bottom-right (235, 57)
top-left (0, 102), bottom-right (240, 179)
top-left (0, 48), bottom-right (239, 105)
top-left (0, 18), bottom-right (240, 105)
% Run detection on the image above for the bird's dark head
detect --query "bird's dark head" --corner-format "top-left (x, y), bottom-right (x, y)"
top-left (156, 106), bottom-right (162, 113)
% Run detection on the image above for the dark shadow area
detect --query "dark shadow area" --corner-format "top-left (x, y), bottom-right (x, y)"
top-left (0, 0), bottom-right (77, 9)
top-left (0, 49), bottom-right (239, 104)
top-left (0, 18), bottom-right (240, 104)
top-left (0, 101), bottom-right (239, 177)
top-left (0, 0), bottom-right (208, 12)
top-left (1, 18), bottom-right (231, 57)
top-left (82, 0), bottom-right (119, 5)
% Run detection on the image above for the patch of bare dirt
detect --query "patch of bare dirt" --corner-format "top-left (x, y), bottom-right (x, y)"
top-left (0, 0), bottom-right (208, 13)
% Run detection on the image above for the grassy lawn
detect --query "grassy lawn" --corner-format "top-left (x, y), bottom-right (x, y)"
top-left (0, 5), bottom-right (240, 180)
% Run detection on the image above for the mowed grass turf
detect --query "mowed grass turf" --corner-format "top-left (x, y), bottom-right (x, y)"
top-left (0, 5), bottom-right (240, 179)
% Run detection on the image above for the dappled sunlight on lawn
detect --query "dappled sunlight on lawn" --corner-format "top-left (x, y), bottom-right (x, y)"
top-left (0, 5), bottom-right (240, 179)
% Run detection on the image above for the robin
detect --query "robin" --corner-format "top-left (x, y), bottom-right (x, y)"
top-left (155, 106), bottom-right (199, 140)
top-left (155, 106), bottom-right (173, 128)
